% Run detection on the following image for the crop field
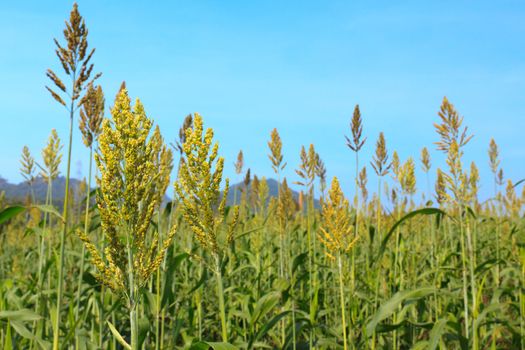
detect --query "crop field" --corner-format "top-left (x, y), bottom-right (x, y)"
top-left (0, 3), bottom-right (524, 350)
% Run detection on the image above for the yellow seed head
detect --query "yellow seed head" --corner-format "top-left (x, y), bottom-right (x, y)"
top-left (174, 114), bottom-right (193, 155)
top-left (277, 178), bottom-right (296, 229)
top-left (435, 168), bottom-right (448, 205)
top-left (20, 146), bottom-right (36, 183)
top-left (488, 138), bottom-right (500, 174)
top-left (295, 144), bottom-right (317, 188)
top-left (371, 132), bottom-right (390, 177)
top-left (399, 157), bottom-right (416, 196)
top-left (81, 87), bottom-right (175, 293)
top-left (434, 96), bottom-right (473, 153)
top-left (319, 177), bottom-right (358, 260)
top-left (391, 151), bottom-right (400, 179)
top-left (174, 113), bottom-right (230, 259)
top-left (39, 129), bottom-right (63, 181)
top-left (257, 177), bottom-right (269, 212)
top-left (358, 166), bottom-right (368, 202)
top-left (446, 140), bottom-right (462, 180)
top-left (469, 162), bottom-right (479, 200)
top-left (504, 180), bottom-right (519, 217)
top-left (268, 128), bottom-right (285, 174)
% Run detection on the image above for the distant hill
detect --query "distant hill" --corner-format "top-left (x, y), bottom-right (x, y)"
top-left (0, 176), bottom-right (85, 207)
top-left (225, 177), bottom-right (320, 208)
top-left (0, 176), bottom-right (319, 209)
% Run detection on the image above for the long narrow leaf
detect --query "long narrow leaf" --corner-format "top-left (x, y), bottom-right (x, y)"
top-left (375, 208), bottom-right (445, 264)
top-left (0, 206), bottom-right (25, 226)
top-left (366, 287), bottom-right (435, 336)
top-left (107, 321), bottom-right (131, 350)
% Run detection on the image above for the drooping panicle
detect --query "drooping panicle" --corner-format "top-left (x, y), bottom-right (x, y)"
top-left (46, 3), bottom-right (101, 108)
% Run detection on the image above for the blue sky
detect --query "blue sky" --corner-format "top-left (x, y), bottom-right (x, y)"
top-left (0, 1), bottom-right (524, 200)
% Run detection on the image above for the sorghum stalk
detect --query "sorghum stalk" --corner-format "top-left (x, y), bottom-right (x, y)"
top-left (45, 4), bottom-right (101, 347)
top-left (337, 253), bottom-right (348, 350)
top-left (434, 96), bottom-right (475, 345)
top-left (370, 131), bottom-right (390, 349)
top-left (175, 113), bottom-right (237, 342)
top-left (75, 84), bottom-right (104, 346)
top-left (319, 177), bottom-right (359, 350)
top-left (78, 88), bottom-right (175, 349)
top-left (268, 127), bottom-right (287, 344)
top-left (345, 104), bottom-right (366, 294)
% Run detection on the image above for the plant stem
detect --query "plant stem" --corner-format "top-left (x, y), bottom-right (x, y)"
top-left (75, 146), bottom-right (93, 347)
top-left (127, 231), bottom-right (138, 350)
top-left (338, 253), bottom-right (348, 350)
top-left (52, 98), bottom-right (74, 350)
top-left (215, 254), bottom-right (228, 342)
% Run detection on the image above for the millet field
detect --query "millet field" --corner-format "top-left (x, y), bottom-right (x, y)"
top-left (0, 3), bottom-right (524, 350)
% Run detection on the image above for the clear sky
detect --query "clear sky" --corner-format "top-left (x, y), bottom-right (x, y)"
top-left (1, 1), bottom-right (524, 200)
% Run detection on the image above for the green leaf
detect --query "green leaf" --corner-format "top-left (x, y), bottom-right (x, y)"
top-left (188, 268), bottom-right (208, 295)
top-left (427, 318), bottom-right (448, 350)
top-left (375, 208), bottom-right (446, 264)
top-left (163, 251), bottom-right (189, 307)
top-left (0, 309), bottom-right (41, 322)
top-left (9, 320), bottom-right (50, 348)
top-left (464, 205), bottom-right (477, 219)
top-left (250, 291), bottom-right (281, 327)
top-left (35, 205), bottom-right (64, 222)
top-left (513, 178), bottom-right (525, 188)
top-left (189, 341), bottom-right (239, 350)
top-left (236, 226), bottom-right (265, 240)
top-left (250, 310), bottom-right (291, 348)
top-left (107, 321), bottom-right (131, 350)
top-left (138, 317), bottom-right (150, 348)
top-left (292, 252), bottom-right (308, 275)
top-left (3, 320), bottom-right (12, 350)
top-left (0, 206), bottom-right (25, 226)
top-left (366, 287), bottom-right (435, 336)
